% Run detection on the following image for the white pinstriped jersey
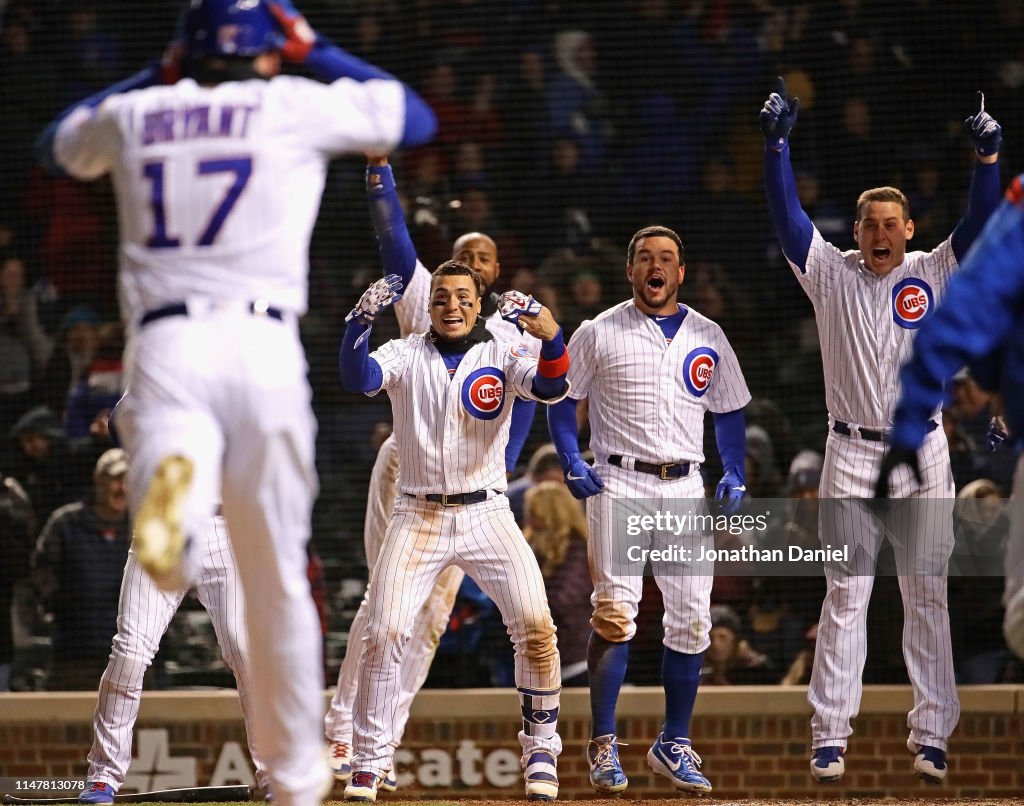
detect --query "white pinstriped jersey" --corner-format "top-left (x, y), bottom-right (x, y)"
top-left (395, 259), bottom-right (541, 355)
top-left (53, 75), bottom-right (406, 325)
top-left (369, 335), bottom-right (558, 494)
top-left (566, 301), bottom-right (751, 464)
top-left (790, 228), bottom-right (957, 429)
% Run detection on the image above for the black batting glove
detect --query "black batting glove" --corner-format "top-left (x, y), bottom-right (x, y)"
top-left (874, 446), bottom-right (923, 499)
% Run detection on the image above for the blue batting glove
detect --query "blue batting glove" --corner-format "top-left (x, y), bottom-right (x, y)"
top-left (759, 76), bottom-right (799, 150)
top-left (346, 274), bottom-right (403, 347)
top-left (564, 454), bottom-right (604, 500)
top-left (714, 470), bottom-right (746, 515)
top-left (964, 91), bottom-right (1002, 156)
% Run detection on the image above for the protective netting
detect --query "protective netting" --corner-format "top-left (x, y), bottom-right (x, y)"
top-left (1, 1), bottom-right (1021, 692)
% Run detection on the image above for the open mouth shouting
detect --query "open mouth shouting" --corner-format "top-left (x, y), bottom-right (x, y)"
top-left (871, 246), bottom-right (891, 263)
top-left (439, 313), bottom-right (466, 333)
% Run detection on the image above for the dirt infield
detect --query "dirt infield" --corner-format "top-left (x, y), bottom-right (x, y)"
top-left (331, 800), bottom-right (1024, 806)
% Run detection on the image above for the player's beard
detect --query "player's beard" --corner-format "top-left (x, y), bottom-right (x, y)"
top-left (636, 277), bottom-right (678, 311)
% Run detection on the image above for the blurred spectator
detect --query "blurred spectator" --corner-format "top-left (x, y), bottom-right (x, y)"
top-left (949, 479), bottom-right (1012, 682)
top-left (702, 604), bottom-right (776, 685)
top-left (507, 443), bottom-right (564, 524)
top-left (546, 30), bottom-right (611, 174)
top-left (427, 575), bottom-right (501, 688)
top-left (61, 3), bottom-right (124, 97)
top-left (0, 473), bottom-right (35, 690)
top-left (498, 48), bottom-right (548, 229)
top-left (0, 3), bottom-right (61, 210)
top-left (5, 405), bottom-right (80, 523)
top-left (31, 448), bottom-right (130, 689)
top-left (745, 424), bottom-right (782, 498)
top-left (942, 407), bottom-right (987, 492)
top-left (528, 136), bottom-right (603, 263)
top-left (1, 252), bottom-right (52, 368)
top-left (64, 322), bottom-right (124, 439)
top-left (523, 481), bottom-right (592, 686)
top-left (37, 305), bottom-right (101, 421)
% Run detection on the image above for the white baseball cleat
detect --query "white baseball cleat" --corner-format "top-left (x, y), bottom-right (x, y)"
top-left (327, 741), bottom-right (352, 782)
top-left (908, 738), bottom-right (948, 783)
top-left (134, 455), bottom-right (193, 590)
top-left (523, 750), bottom-right (559, 800)
top-left (344, 772), bottom-right (382, 802)
top-left (810, 746), bottom-right (845, 782)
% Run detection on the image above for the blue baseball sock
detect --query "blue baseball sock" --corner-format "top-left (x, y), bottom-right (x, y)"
top-left (588, 632), bottom-right (630, 737)
top-left (662, 647), bottom-right (705, 739)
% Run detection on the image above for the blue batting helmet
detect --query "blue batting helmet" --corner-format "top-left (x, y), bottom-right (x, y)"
top-left (180, 0), bottom-right (277, 60)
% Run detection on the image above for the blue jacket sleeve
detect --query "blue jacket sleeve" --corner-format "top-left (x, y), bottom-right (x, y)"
top-left (712, 409), bottom-right (746, 478)
top-left (764, 143), bottom-right (814, 273)
top-left (36, 64), bottom-right (160, 174)
top-left (304, 38), bottom-right (397, 83)
top-left (547, 397), bottom-right (581, 471)
top-left (950, 161), bottom-right (1002, 261)
top-left (892, 190), bottom-right (1024, 450)
top-left (505, 399), bottom-right (536, 472)
top-left (338, 322), bottom-right (384, 393)
top-left (366, 164), bottom-right (418, 287)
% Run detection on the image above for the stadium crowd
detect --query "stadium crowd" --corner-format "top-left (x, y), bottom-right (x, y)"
top-left (1, 0), bottom-right (1023, 692)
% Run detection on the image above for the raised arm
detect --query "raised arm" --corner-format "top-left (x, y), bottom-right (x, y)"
top-left (36, 65), bottom-right (162, 175)
top-left (366, 159), bottom-right (418, 290)
top-left (950, 92), bottom-right (1003, 261)
top-left (338, 275), bottom-right (404, 393)
top-left (760, 77), bottom-right (813, 272)
top-left (267, 1), bottom-right (434, 147)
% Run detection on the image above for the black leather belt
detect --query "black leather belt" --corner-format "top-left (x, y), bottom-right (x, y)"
top-left (608, 454), bottom-right (692, 480)
top-left (140, 301), bottom-right (284, 327)
top-left (832, 419), bottom-right (938, 442)
top-left (409, 490), bottom-right (490, 506)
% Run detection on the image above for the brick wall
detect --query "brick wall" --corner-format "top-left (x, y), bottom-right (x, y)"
top-left (1, 687), bottom-right (1022, 799)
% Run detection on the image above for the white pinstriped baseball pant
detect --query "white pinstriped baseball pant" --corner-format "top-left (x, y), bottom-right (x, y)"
top-left (87, 517), bottom-right (268, 790)
top-left (351, 494), bottom-right (561, 776)
top-left (810, 426), bottom-right (958, 751)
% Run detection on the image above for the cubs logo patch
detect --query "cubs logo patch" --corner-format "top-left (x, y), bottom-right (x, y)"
top-left (682, 347), bottom-right (719, 397)
top-left (892, 277), bottom-right (933, 329)
top-left (462, 366), bottom-right (506, 420)
top-left (509, 345), bottom-right (531, 358)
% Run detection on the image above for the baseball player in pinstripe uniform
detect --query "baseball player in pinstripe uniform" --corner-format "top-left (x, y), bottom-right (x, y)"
top-left (875, 171), bottom-right (1024, 668)
top-left (548, 225), bottom-right (751, 795)
top-left (325, 157), bottom-right (539, 786)
top-left (37, 1), bottom-right (436, 803)
top-left (760, 77), bottom-right (1003, 783)
top-left (337, 261), bottom-right (569, 802)
top-left (80, 511), bottom-right (268, 803)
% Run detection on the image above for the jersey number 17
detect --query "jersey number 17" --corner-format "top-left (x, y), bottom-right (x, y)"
top-left (143, 156), bottom-right (252, 248)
